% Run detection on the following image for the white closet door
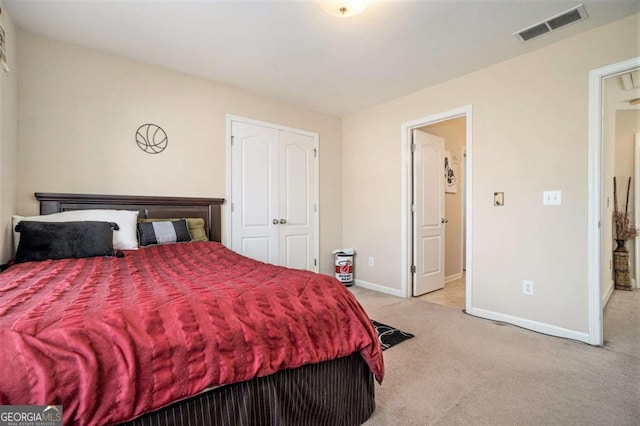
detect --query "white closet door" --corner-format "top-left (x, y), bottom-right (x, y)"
top-left (230, 119), bottom-right (318, 271)
top-left (231, 121), bottom-right (279, 264)
top-left (278, 130), bottom-right (316, 270)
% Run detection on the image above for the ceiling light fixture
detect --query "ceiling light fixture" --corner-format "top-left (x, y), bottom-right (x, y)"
top-left (319, 0), bottom-right (368, 18)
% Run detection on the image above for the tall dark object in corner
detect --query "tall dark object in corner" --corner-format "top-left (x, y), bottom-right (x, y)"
top-left (613, 177), bottom-right (636, 291)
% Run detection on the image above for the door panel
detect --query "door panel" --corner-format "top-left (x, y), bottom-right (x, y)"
top-left (413, 129), bottom-right (445, 296)
top-left (231, 122), bottom-right (279, 264)
top-left (278, 130), bottom-right (316, 269)
top-left (241, 237), bottom-right (272, 264)
top-left (283, 234), bottom-right (309, 270)
top-left (241, 137), bottom-right (272, 227)
top-left (421, 143), bottom-right (441, 228)
top-left (282, 141), bottom-right (309, 225)
top-left (422, 236), bottom-right (442, 274)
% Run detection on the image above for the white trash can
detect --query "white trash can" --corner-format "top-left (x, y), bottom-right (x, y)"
top-left (332, 249), bottom-right (355, 286)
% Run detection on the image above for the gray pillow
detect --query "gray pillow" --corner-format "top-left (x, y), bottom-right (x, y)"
top-left (137, 219), bottom-right (192, 247)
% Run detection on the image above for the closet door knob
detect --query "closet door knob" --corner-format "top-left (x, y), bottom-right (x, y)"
top-left (280, 219), bottom-right (287, 224)
top-left (273, 219), bottom-right (279, 225)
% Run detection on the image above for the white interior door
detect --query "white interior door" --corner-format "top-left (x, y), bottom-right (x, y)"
top-left (278, 130), bottom-right (317, 270)
top-left (231, 121), bottom-right (279, 264)
top-left (413, 129), bottom-right (445, 296)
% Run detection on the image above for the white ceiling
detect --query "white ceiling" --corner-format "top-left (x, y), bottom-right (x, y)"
top-left (605, 70), bottom-right (640, 110)
top-left (4, 0), bottom-right (639, 117)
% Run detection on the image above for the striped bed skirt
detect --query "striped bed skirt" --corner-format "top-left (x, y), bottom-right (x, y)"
top-left (120, 353), bottom-right (375, 426)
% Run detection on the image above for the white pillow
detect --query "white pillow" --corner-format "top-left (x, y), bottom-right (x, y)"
top-left (13, 209), bottom-right (139, 252)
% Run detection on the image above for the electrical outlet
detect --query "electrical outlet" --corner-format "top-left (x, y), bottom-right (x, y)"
top-left (523, 280), bottom-right (534, 296)
top-left (368, 257), bottom-right (374, 267)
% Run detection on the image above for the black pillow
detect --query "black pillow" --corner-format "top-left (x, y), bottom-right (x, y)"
top-left (137, 219), bottom-right (192, 247)
top-left (14, 221), bottom-right (119, 263)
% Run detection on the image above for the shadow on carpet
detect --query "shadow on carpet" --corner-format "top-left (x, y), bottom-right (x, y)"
top-left (371, 320), bottom-right (414, 350)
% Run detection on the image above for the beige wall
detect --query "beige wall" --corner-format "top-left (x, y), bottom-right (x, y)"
top-left (419, 117), bottom-right (466, 278)
top-left (0, 2), bottom-right (18, 264)
top-left (343, 14), bottom-right (639, 334)
top-left (17, 31), bottom-right (343, 274)
top-left (614, 109), bottom-right (640, 200)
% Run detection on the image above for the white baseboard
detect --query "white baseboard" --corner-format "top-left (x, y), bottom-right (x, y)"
top-left (467, 307), bottom-right (590, 344)
top-left (445, 272), bottom-right (463, 283)
top-left (602, 281), bottom-right (614, 308)
top-left (355, 279), bottom-right (405, 298)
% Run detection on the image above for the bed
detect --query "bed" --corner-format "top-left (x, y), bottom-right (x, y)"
top-left (0, 193), bottom-right (384, 426)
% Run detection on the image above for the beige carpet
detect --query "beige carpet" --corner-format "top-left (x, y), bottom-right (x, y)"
top-left (351, 287), bottom-right (640, 426)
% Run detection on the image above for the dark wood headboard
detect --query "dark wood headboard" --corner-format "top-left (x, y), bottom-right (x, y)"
top-left (35, 193), bottom-right (225, 243)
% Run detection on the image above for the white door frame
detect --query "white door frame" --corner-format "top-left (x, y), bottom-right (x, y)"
top-left (225, 114), bottom-right (320, 272)
top-left (400, 105), bottom-right (473, 313)
top-left (588, 56), bottom-right (640, 346)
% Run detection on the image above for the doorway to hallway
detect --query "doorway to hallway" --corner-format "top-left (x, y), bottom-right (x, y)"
top-left (400, 105), bottom-right (472, 313)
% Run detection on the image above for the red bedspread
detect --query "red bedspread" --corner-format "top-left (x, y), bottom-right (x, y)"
top-left (0, 242), bottom-right (384, 425)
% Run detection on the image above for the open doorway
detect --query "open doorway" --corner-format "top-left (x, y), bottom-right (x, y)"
top-left (588, 57), bottom-right (640, 345)
top-left (602, 70), bottom-right (640, 301)
top-left (415, 118), bottom-right (466, 309)
top-left (400, 105), bottom-right (472, 313)
top-left (601, 67), bottom-right (640, 352)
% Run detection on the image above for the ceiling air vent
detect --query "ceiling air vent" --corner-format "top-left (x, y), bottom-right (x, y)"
top-left (515, 4), bottom-right (588, 42)
top-left (518, 23), bottom-right (550, 42)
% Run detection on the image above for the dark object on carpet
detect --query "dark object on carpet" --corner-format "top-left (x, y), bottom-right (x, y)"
top-left (371, 320), bottom-right (414, 350)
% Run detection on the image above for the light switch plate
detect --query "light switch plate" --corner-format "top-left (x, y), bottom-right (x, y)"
top-left (543, 190), bottom-right (561, 206)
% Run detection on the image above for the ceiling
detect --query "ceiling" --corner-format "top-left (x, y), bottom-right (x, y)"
top-left (4, 0), bottom-right (639, 117)
top-left (605, 69), bottom-right (640, 110)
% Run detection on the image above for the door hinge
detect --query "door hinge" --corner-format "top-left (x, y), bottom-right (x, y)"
top-left (411, 204), bottom-right (416, 213)
top-left (313, 147), bottom-right (317, 158)
top-left (411, 143), bottom-right (416, 152)
top-left (411, 265), bottom-right (416, 273)
top-left (598, 221), bottom-right (601, 229)
top-left (230, 135), bottom-right (234, 145)
top-left (314, 204), bottom-right (317, 212)
top-left (231, 202), bottom-right (234, 212)
top-left (314, 258), bottom-right (317, 266)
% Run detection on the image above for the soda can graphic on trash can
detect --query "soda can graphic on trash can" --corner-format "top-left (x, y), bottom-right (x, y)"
top-left (332, 248), bottom-right (355, 286)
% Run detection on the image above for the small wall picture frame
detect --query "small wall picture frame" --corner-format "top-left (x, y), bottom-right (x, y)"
top-left (494, 192), bottom-right (504, 206)
top-left (444, 150), bottom-right (458, 194)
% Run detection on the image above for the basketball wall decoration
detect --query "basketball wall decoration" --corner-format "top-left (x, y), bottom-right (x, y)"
top-left (136, 124), bottom-right (168, 154)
